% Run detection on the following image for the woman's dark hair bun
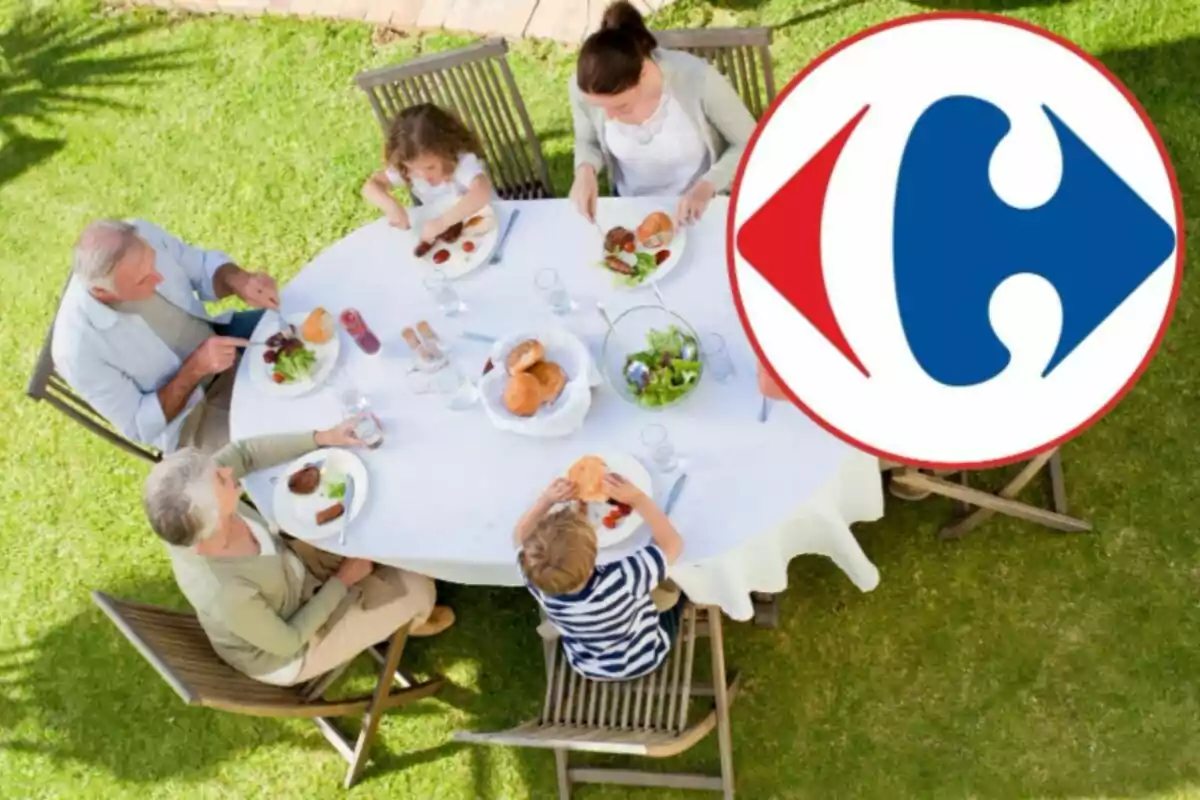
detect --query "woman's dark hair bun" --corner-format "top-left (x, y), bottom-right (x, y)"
top-left (600, 1), bottom-right (657, 55)
top-left (577, 1), bottom-right (658, 95)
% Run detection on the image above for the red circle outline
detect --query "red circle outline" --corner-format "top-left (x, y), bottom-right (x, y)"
top-left (726, 11), bottom-right (1186, 471)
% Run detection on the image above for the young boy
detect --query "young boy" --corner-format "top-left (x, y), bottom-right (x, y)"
top-left (514, 472), bottom-right (684, 680)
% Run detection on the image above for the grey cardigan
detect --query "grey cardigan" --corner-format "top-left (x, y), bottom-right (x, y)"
top-left (569, 48), bottom-right (757, 194)
top-left (167, 432), bottom-right (350, 679)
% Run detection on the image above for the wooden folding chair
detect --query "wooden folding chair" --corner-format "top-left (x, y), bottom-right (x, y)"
top-left (653, 28), bottom-right (776, 120)
top-left (455, 604), bottom-right (740, 799)
top-left (355, 39), bottom-right (554, 201)
top-left (884, 448), bottom-right (1093, 540)
top-left (27, 283), bottom-right (161, 464)
top-left (92, 591), bottom-right (444, 789)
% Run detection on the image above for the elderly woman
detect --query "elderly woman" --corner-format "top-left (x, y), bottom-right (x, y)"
top-left (143, 421), bottom-right (454, 686)
top-left (568, 1), bottom-right (757, 225)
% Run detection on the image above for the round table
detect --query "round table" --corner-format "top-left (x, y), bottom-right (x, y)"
top-left (231, 197), bottom-right (883, 621)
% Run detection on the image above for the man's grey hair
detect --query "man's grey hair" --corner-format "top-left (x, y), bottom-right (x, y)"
top-left (143, 448), bottom-right (222, 547)
top-left (73, 219), bottom-right (140, 290)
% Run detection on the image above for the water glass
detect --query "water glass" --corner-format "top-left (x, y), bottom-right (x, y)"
top-left (702, 332), bottom-right (735, 384)
top-left (641, 424), bottom-right (679, 473)
top-left (423, 271), bottom-right (465, 317)
top-left (340, 389), bottom-right (385, 449)
top-left (433, 365), bottom-right (477, 411)
top-left (535, 267), bottom-right (574, 315)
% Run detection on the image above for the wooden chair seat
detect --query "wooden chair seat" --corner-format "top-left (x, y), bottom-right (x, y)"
top-left (92, 591), bottom-right (444, 788)
top-left (355, 39), bottom-right (554, 202)
top-left (454, 604), bottom-right (739, 798)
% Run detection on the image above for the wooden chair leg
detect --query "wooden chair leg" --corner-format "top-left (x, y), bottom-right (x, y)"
top-left (1048, 450), bottom-right (1069, 514)
top-left (939, 450), bottom-right (1071, 540)
top-left (344, 626), bottom-right (410, 789)
top-left (555, 748), bottom-right (571, 800)
top-left (708, 608), bottom-right (735, 799)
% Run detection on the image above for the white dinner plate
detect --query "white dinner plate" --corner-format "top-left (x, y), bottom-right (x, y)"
top-left (272, 449), bottom-right (369, 542)
top-left (593, 207), bottom-right (689, 289)
top-left (249, 312), bottom-right (340, 398)
top-left (405, 203), bottom-right (500, 279)
top-left (553, 451), bottom-right (654, 549)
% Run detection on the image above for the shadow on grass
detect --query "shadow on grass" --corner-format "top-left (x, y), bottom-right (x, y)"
top-left (0, 1), bottom-right (188, 187)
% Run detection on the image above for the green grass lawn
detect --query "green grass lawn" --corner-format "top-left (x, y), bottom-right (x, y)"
top-left (1, 0), bottom-right (1198, 797)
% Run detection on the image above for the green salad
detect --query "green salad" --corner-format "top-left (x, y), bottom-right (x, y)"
top-left (274, 347), bottom-right (317, 383)
top-left (327, 476), bottom-right (346, 500)
top-left (624, 326), bottom-right (702, 408)
top-left (597, 251), bottom-right (661, 287)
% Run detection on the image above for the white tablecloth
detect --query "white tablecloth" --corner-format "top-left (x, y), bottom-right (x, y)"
top-left (231, 197), bottom-right (883, 621)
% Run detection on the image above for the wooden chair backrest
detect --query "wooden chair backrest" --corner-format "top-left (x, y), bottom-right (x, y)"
top-left (355, 39), bottom-right (554, 201)
top-left (540, 604), bottom-right (699, 735)
top-left (652, 27), bottom-right (776, 120)
top-left (92, 591), bottom-right (303, 711)
top-left (27, 280), bottom-right (161, 464)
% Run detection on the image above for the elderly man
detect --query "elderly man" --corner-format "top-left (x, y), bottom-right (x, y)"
top-left (52, 219), bottom-right (281, 454)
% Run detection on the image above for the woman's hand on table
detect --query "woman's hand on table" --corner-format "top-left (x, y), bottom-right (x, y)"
top-left (420, 215), bottom-right (451, 244)
top-left (676, 179), bottom-right (716, 227)
top-left (315, 417), bottom-right (367, 449)
top-left (335, 557), bottom-right (373, 588)
top-left (603, 473), bottom-right (649, 508)
top-left (569, 165), bottom-right (599, 222)
top-left (386, 207), bottom-right (410, 230)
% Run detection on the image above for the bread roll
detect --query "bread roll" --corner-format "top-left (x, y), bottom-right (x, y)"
top-left (529, 361), bottom-right (567, 404)
top-left (503, 373), bottom-right (542, 417)
top-left (301, 307), bottom-right (334, 344)
top-left (636, 211), bottom-right (674, 249)
top-left (506, 340), bottom-right (545, 375)
top-left (568, 456), bottom-right (608, 503)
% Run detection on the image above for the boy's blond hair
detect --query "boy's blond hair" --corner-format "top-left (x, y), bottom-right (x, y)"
top-left (520, 508), bottom-right (598, 595)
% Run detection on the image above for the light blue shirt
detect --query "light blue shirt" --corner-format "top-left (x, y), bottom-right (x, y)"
top-left (51, 220), bottom-right (237, 453)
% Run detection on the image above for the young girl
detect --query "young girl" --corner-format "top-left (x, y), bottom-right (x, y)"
top-left (361, 103), bottom-right (494, 244)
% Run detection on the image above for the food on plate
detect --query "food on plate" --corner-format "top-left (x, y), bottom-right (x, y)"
top-left (655, 249), bottom-right (671, 266)
top-left (438, 221), bottom-right (464, 244)
top-left (287, 464), bottom-right (321, 495)
top-left (636, 211), bottom-right (675, 249)
top-left (503, 372), bottom-right (543, 417)
top-left (316, 502), bottom-right (345, 525)
top-left (301, 307), bottom-right (335, 344)
top-left (624, 326), bottom-right (702, 408)
top-left (262, 330), bottom-right (317, 384)
top-left (464, 213), bottom-right (496, 236)
top-left (506, 339), bottom-right (546, 375)
top-left (568, 456), bottom-right (608, 503)
top-left (432, 249), bottom-right (451, 265)
top-left (462, 241), bottom-right (475, 253)
top-left (604, 226), bottom-right (636, 254)
top-left (528, 360), bottom-right (567, 404)
top-left (414, 240), bottom-right (434, 258)
top-left (603, 255), bottom-right (634, 275)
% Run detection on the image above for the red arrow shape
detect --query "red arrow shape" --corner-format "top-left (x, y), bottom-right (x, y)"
top-left (736, 104), bottom-right (872, 377)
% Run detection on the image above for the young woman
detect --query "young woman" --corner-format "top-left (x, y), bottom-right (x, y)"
top-left (568, 1), bottom-right (756, 225)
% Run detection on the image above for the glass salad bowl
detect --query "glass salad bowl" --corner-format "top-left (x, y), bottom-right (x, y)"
top-left (600, 305), bottom-right (703, 411)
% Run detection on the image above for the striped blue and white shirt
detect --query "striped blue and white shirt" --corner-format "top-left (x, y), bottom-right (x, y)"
top-left (522, 545), bottom-right (670, 680)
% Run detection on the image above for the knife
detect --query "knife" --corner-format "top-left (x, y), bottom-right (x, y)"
top-left (489, 209), bottom-right (520, 264)
top-left (663, 473), bottom-right (688, 515)
top-left (339, 474), bottom-right (356, 545)
top-left (462, 330), bottom-right (498, 344)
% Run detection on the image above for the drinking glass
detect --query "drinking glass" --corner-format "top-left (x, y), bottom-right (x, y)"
top-left (433, 365), bottom-right (477, 411)
top-left (423, 271), bottom-right (465, 317)
top-left (339, 389), bottom-right (384, 449)
top-left (641, 423), bottom-right (678, 473)
top-left (701, 332), bottom-right (735, 384)
top-left (535, 267), bottom-right (574, 315)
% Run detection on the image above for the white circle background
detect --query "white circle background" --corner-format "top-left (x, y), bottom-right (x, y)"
top-left (731, 17), bottom-right (1179, 465)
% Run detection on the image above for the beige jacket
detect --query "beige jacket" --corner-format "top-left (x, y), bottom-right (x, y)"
top-left (166, 432), bottom-right (349, 679)
top-left (569, 48), bottom-right (757, 194)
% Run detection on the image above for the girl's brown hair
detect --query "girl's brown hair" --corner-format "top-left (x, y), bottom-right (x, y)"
top-left (577, 1), bottom-right (658, 96)
top-left (384, 103), bottom-right (483, 184)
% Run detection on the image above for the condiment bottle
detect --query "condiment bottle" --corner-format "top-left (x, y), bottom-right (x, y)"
top-left (339, 309), bottom-right (381, 355)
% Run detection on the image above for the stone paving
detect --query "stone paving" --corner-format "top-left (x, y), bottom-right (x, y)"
top-left (131, 0), bottom-right (674, 43)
